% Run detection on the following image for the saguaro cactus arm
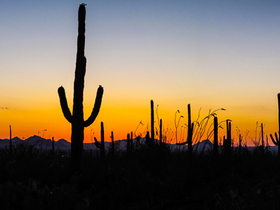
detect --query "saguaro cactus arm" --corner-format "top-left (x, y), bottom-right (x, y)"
top-left (270, 133), bottom-right (279, 145)
top-left (94, 137), bottom-right (101, 148)
top-left (84, 85), bottom-right (104, 127)
top-left (58, 86), bottom-right (73, 123)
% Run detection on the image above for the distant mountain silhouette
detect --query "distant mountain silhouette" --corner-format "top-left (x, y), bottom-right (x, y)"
top-left (0, 136), bottom-right (278, 154)
top-left (0, 135), bottom-right (70, 151)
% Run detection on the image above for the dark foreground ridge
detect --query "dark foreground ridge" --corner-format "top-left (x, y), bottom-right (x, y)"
top-left (0, 143), bottom-right (280, 209)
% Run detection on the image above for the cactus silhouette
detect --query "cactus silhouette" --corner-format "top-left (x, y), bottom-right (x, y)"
top-left (176, 104), bottom-right (193, 157)
top-left (130, 131), bottom-right (133, 152)
top-left (151, 100), bottom-right (155, 145)
top-left (259, 123), bottom-right (265, 154)
top-left (270, 93), bottom-right (280, 156)
top-left (127, 133), bottom-right (130, 157)
top-left (238, 134), bottom-right (242, 154)
top-left (93, 122), bottom-right (105, 159)
top-left (9, 125), bottom-right (12, 154)
top-left (187, 104), bottom-right (193, 158)
top-left (213, 116), bottom-right (218, 156)
top-left (159, 119), bottom-right (162, 147)
top-left (146, 131), bottom-right (152, 147)
top-left (52, 137), bottom-right (55, 156)
top-left (224, 119), bottom-right (232, 157)
top-left (100, 122), bottom-right (105, 159)
top-left (110, 131), bottom-right (114, 158)
top-left (58, 4), bottom-right (103, 172)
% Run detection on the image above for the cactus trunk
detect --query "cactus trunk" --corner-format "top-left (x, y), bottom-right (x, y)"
top-left (52, 137), bottom-right (55, 156)
top-left (261, 123), bottom-right (264, 147)
top-left (9, 125), bottom-right (12, 154)
top-left (101, 122), bottom-right (105, 159)
top-left (111, 131), bottom-right (114, 158)
top-left (160, 119), bottom-right (162, 147)
top-left (226, 120), bottom-right (232, 157)
top-left (151, 100), bottom-right (154, 145)
top-left (239, 134), bottom-right (242, 153)
top-left (127, 133), bottom-right (130, 157)
top-left (58, 4), bottom-right (103, 173)
top-left (187, 104), bottom-right (193, 158)
top-left (213, 117), bottom-right (218, 156)
top-left (130, 131), bottom-right (133, 152)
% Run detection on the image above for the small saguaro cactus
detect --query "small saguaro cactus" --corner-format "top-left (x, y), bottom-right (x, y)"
top-left (261, 123), bottom-right (264, 148)
top-left (213, 116), bottom-right (218, 156)
top-left (151, 100), bottom-right (155, 145)
top-left (100, 122), bottom-right (105, 159)
top-left (110, 131), bottom-right (114, 158)
top-left (159, 119), bottom-right (162, 147)
top-left (130, 131), bottom-right (133, 152)
top-left (187, 104), bottom-right (194, 157)
top-left (227, 120), bottom-right (232, 148)
top-left (127, 133), bottom-right (130, 157)
top-left (146, 131), bottom-right (152, 147)
top-left (9, 125), bottom-right (12, 154)
top-left (238, 134), bottom-right (242, 154)
top-left (176, 104), bottom-right (193, 157)
top-left (58, 4), bottom-right (104, 172)
top-left (224, 119), bottom-right (232, 157)
top-left (93, 122), bottom-right (105, 159)
top-left (259, 123), bottom-right (265, 154)
top-left (52, 137), bottom-right (55, 156)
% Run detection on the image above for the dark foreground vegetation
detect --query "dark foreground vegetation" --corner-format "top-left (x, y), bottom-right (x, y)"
top-left (1, 145), bottom-right (280, 210)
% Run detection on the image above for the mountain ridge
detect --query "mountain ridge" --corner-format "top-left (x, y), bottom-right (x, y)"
top-left (0, 135), bottom-right (278, 154)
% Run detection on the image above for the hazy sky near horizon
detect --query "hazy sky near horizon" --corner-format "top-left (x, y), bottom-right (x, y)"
top-left (1, 0), bottom-right (280, 144)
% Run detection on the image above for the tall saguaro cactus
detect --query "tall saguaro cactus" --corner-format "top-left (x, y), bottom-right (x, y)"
top-left (58, 4), bottom-right (104, 173)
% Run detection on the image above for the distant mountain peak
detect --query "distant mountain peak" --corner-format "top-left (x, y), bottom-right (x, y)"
top-left (57, 139), bottom-right (68, 143)
top-left (12, 136), bottom-right (22, 141)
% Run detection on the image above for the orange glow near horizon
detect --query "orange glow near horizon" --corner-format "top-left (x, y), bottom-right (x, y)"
top-left (1, 1), bottom-right (280, 150)
top-left (0, 99), bottom-right (278, 148)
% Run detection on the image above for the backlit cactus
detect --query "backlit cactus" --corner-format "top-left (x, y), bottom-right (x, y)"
top-left (151, 100), bottom-right (155, 145)
top-left (187, 104), bottom-right (193, 158)
top-left (213, 116), bottom-right (218, 156)
top-left (58, 4), bottom-right (103, 172)
top-left (225, 119), bottom-right (232, 157)
top-left (93, 122), bottom-right (105, 159)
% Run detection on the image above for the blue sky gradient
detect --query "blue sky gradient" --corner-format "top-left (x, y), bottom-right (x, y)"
top-left (1, 0), bottom-right (280, 143)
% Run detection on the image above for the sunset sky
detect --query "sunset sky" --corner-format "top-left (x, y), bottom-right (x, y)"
top-left (1, 0), bottom-right (280, 146)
